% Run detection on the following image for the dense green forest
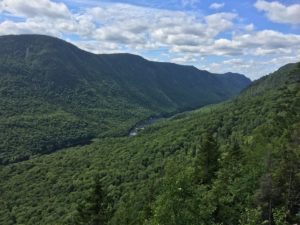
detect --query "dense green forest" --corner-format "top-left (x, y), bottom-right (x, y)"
top-left (0, 35), bottom-right (250, 164)
top-left (0, 57), bottom-right (299, 225)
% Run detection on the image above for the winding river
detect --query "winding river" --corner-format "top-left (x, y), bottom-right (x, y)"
top-left (128, 110), bottom-right (189, 136)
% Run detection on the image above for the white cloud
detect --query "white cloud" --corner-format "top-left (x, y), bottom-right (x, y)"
top-left (0, 1), bottom-right (240, 65)
top-left (255, 0), bottom-right (300, 25)
top-left (237, 30), bottom-right (300, 53)
top-left (82, 4), bottom-right (238, 52)
top-left (70, 40), bottom-right (121, 54)
top-left (245, 23), bottom-right (254, 31)
top-left (171, 55), bottom-right (198, 64)
top-left (224, 58), bottom-right (249, 67)
top-left (0, 1), bottom-right (237, 53)
top-left (0, 0), bottom-right (71, 19)
top-left (205, 13), bottom-right (236, 36)
top-left (209, 2), bottom-right (225, 10)
top-left (181, 0), bottom-right (200, 7)
top-left (192, 30), bottom-right (300, 57)
top-left (0, 19), bottom-right (60, 36)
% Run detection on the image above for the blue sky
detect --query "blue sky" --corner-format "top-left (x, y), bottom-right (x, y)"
top-left (0, 0), bottom-right (300, 80)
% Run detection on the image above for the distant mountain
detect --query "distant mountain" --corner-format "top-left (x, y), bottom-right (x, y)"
top-left (0, 34), bottom-right (250, 164)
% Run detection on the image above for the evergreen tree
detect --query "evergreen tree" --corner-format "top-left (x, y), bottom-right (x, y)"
top-left (74, 176), bottom-right (111, 225)
top-left (194, 133), bottom-right (219, 184)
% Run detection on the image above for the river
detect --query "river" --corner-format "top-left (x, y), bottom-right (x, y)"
top-left (128, 110), bottom-right (190, 136)
top-left (129, 117), bottom-right (161, 136)
top-left (128, 104), bottom-right (210, 136)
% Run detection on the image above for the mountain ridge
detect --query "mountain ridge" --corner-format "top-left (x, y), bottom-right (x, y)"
top-left (0, 34), bottom-right (251, 164)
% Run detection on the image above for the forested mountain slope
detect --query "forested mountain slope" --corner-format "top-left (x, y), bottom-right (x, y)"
top-left (0, 62), bottom-right (299, 225)
top-left (0, 34), bottom-right (250, 164)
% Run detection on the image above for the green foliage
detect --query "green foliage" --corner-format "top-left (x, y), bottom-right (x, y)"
top-left (239, 207), bottom-right (263, 225)
top-left (0, 34), bottom-right (250, 164)
top-left (149, 162), bottom-right (198, 225)
top-left (72, 176), bottom-right (112, 225)
top-left (194, 133), bottom-right (219, 184)
top-left (273, 207), bottom-right (289, 225)
top-left (0, 36), bottom-right (299, 225)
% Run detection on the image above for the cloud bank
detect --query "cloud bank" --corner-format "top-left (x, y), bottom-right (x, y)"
top-left (255, 0), bottom-right (300, 25)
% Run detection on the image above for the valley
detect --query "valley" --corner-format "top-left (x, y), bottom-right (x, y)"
top-left (0, 35), bottom-right (250, 165)
top-left (0, 35), bottom-right (299, 225)
top-left (0, 56), bottom-right (299, 225)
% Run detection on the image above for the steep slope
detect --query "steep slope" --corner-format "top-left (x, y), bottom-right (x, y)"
top-left (0, 63), bottom-right (298, 225)
top-left (0, 34), bottom-right (250, 164)
top-left (240, 62), bottom-right (299, 96)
